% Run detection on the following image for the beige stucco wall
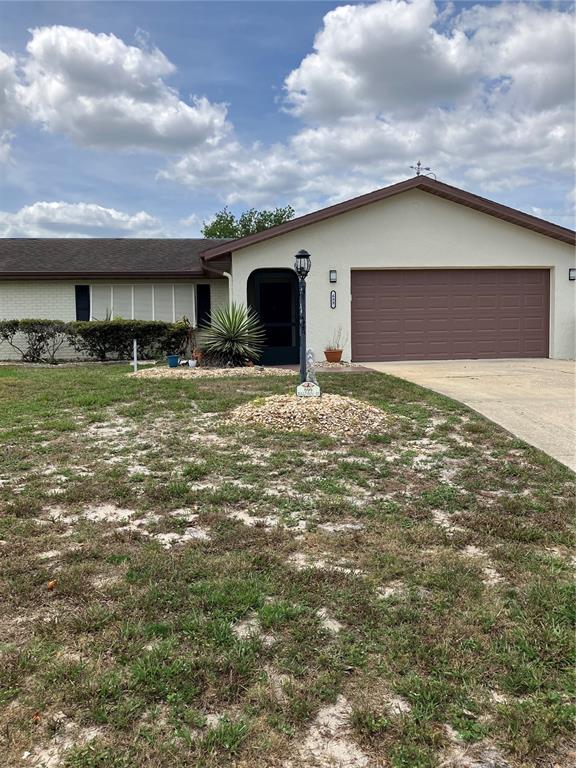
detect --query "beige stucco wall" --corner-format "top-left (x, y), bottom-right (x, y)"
top-left (0, 278), bottom-right (229, 360)
top-left (229, 189), bottom-right (575, 361)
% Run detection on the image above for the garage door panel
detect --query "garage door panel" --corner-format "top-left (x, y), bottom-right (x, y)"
top-left (525, 317), bottom-right (545, 330)
top-left (524, 294), bottom-right (545, 308)
top-left (477, 296), bottom-right (498, 309)
top-left (351, 269), bottom-right (549, 361)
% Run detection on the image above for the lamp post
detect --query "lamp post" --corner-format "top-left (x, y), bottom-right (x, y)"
top-left (294, 249), bottom-right (311, 383)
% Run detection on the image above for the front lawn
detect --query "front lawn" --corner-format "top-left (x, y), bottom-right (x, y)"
top-left (0, 365), bottom-right (574, 768)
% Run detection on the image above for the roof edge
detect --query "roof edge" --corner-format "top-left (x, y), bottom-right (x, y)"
top-left (0, 271), bottom-right (227, 280)
top-left (201, 176), bottom-right (575, 260)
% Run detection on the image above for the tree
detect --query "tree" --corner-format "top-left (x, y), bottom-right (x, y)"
top-left (201, 205), bottom-right (295, 239)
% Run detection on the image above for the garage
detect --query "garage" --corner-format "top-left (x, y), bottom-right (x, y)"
top-left (351, 269), bottom-right (550, 361)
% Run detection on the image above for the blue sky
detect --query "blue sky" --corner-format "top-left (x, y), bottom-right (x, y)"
top-left (0, 1), bottom-right (574, 237)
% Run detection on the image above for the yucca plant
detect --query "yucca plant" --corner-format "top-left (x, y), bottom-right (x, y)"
top-left (200, 303), bottom-right (266, 366)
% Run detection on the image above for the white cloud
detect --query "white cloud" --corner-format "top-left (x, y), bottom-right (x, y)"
top-left (284, 0), bottom-right (478, 121)
top-left (1, 5), bottom-right (574, 226)
top-left (0, 50), bottom-right (24, 161)
top-left (0, 201), bottom-right (166, 237)
top-left (457, 2), bottom-right (575, 112)
top-left (162, 0), bottom-right (574, 221)
top-left (283, 0), bottom-right (574, 121)
top-left (13, 25), bottom-right (230, 152)
top-left (162, 103), bottom-right (574, 212)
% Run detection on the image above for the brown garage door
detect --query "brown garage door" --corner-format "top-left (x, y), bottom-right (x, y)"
top-left (351, 269), bottom-right (549, 361)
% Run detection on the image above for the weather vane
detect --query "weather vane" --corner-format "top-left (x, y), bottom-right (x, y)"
top-left (410, 161), bottom-right (437, 180)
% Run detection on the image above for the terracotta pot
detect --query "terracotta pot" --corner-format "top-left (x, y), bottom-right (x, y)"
top-left (324, 349), bottom-right (343, 363)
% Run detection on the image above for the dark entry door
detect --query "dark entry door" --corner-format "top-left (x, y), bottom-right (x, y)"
top-left (248, 269), bottom-right (299, 364)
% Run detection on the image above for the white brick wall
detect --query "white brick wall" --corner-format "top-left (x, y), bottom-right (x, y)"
top-left (0, 281), bottom-right (77, 321)
top-left (210, 279), bottom-right (229, 314)
top-left (0, 279), bottom-right (229, 360)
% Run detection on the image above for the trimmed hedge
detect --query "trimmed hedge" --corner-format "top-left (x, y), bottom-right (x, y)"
top-left (0, 319), bottom-right (193, 363)
top-left (69, 319), bottom-right (191, 361)
top-left (0, 319), bottom-right (72, 363)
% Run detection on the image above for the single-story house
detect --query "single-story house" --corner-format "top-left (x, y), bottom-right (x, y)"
top-left (1, 176), bottom-right (575, 362)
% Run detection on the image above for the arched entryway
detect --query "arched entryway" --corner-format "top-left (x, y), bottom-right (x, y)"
top-left (247, 268), bottom-right (299, 365)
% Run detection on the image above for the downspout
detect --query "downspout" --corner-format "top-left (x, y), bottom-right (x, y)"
top-left (201, 259), bottom-right (233, 307)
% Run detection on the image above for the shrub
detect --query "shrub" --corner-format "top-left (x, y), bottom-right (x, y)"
top-left (0, 320), bottom-right (19, 351)
top-left (0, 318), bottom-right (194, 363)
top-left (69, 319), bottom-right (191, 361)
top-left (0, 319), bottom-right (72, 363)
top-left (199, 303), bottom-right (265, 367)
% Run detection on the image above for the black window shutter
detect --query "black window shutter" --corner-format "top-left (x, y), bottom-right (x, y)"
top-left (75, 285), bottom-right (90, 321)
top-left (196, 284), bottom-right (211, 327)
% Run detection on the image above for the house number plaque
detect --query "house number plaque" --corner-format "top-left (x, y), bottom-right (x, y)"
top-left (330, 290), bottom-right (336, 309)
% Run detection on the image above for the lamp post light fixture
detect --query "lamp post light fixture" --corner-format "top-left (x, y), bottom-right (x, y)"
top-left (294, 249), bottom-right (311, 383)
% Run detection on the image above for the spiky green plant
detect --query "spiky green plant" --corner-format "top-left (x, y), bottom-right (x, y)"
top-left (200, 303), bottom-right (265, 366)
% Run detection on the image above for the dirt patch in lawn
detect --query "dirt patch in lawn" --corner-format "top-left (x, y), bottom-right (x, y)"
top-left (227, 394), bottom-right (387, 437)
top-left (285, 695), bottom-right (369, 767)
top-left (21, 713), bottom-right (102, 768)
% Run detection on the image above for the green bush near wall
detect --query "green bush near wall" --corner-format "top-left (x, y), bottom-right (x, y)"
top-left (0, 318), bottom-right (192, 363)
top-left (0, 319), bottom-right (72, 364)
top-left (70, 319), bottom-right (190, 361)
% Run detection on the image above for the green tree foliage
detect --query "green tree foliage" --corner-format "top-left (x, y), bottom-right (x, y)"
top-left (201, 205), bottom-right (295, 239)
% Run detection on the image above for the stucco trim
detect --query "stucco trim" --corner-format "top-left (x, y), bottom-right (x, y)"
top-left (202, 176), bottom-right (576, 260)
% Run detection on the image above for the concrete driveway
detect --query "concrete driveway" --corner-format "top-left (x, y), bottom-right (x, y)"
top-left (365, 359), bottom-right (576, 471)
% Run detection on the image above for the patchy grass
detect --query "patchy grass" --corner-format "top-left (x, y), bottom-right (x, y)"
top-left (0, 364), bottom-right (574, 768)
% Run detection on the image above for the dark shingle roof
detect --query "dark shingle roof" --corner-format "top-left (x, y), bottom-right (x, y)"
top-left (0, 238), bottom-right (232, 278)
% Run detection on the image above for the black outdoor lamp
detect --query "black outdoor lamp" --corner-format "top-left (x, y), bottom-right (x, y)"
top-left (294, 249), bottom-right (311, 279)
top-left (294, 249), bottom-right (311, 383)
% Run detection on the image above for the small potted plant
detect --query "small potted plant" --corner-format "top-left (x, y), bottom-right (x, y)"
top-left (324, 327), bottom-right (346, 363)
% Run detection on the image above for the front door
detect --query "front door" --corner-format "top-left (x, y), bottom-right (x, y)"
top-left (248, 269), bottom-right (299, 364)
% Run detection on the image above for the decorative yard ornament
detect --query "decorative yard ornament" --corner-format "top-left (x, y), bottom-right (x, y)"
top-left (410, 161), bottom-right (437, 180)
top-left (305, 348), bottom-right (319, 385)
top-left (296, 380), bottom-right (321, 398)
top-left (297, 348), bottom-right (321, 397)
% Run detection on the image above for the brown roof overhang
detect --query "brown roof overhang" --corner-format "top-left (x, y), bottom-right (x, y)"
top-left (201, 176), bottom-right (576, 260)
top-left (0, 271), bottom-right (221, 280)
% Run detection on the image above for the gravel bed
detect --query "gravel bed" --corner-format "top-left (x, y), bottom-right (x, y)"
top-left (227, 393), bottom-right (387, 437)
top-left (131, 366), bottom-right (296, 379)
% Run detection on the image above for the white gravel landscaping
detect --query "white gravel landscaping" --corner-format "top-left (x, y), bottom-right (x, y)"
top-left (227, 393), bottom-right (388, 437)
top-left (130, 365), bottom-right (296, 379)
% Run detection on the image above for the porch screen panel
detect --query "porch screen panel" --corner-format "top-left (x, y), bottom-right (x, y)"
top-left (112, 286), bottom-right (132, 319)
top-left (154, 285), bottom-right (173, 322)
top-left (133, 285), bottom-right (153, 320)
top-left (90, 285), bottom-right (111, 320)
top-left (174, 284), bottom-right (195, 323)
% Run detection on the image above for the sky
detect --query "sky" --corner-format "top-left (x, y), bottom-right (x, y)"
top-left (0, 0), bottom-right (574, 238)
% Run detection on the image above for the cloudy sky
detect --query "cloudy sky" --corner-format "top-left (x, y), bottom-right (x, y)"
top-left (0, 0), bottom-right (574, 238)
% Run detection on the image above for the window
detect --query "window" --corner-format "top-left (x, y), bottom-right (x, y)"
top-left (196, 284), bottom-right (211, 327)
top-left (75, 285), bottom-right (90, 320)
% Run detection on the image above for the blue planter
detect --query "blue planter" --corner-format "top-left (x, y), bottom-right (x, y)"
top-left (167, 355), bottom-right (180, 368)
